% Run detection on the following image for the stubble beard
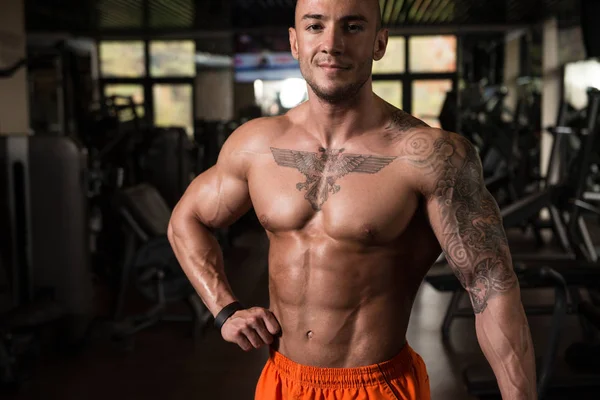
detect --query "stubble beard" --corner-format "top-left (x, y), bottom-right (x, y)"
top-left (301, 59), bottom-right (372, 105)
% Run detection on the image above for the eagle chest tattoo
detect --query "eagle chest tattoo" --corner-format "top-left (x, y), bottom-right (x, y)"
top-left (270, 147), bottom-right (397, 211)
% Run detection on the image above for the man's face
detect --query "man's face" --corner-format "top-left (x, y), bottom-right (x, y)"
top-left (289, 0), bottom-right (388, 104)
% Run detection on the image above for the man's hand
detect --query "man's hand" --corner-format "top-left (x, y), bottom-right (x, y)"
top-left (221, 307), bottom-right (281, 351)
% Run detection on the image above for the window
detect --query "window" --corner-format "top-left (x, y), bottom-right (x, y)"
top-left (373, 37), bottom-right (405, 74)
top-left (373, 81), bottom-right (403, 109)
top-left (99, 41), bottom-right (145, 77)
top-left (150, 41), bottom-right (196, 77)
top-left (412, 80), bottom-right (453, 128)
top-left (153, 84), bottom-right (194, 136)
top-left (409, 36), bottom-right (457, 73)
top-left (104, 84), bottom-right (145, 121)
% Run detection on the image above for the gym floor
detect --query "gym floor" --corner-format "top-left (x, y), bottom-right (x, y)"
top-left (1, 227), bottom-right (593, 400)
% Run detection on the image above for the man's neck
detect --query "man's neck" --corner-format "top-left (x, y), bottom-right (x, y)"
top-left (304, 87), bottom-right (383, 148)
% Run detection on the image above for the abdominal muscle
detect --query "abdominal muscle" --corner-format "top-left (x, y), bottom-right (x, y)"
top-left (266, 234), bottom-right (419, 368)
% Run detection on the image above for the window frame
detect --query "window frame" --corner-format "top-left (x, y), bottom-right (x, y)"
top-left (97, 39), bottom-right (197, 134)
top-left (373, 34), bottom-right (458, 119)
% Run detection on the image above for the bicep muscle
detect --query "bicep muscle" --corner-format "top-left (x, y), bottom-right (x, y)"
top-left (401, 130), bottom-right (517, 313)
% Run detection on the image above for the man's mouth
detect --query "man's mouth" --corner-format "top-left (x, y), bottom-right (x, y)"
top-left (319, 64), bottom-right (350, 71)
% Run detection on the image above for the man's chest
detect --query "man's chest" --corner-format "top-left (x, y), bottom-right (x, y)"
top-left (247, 146), bottom-right (420, 243)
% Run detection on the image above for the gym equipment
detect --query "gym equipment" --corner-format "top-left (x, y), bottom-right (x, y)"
top-left (110, 183), bottom-right (211, 341)
top-left (564, 301), bottom-right (600, 374)
top-left (440, 81), bottom-right (542, 210)
top-left (137, 127), bottom-right (196, 208)
top-left (194, 119), bottom-right (239, 173)
top-left (84, 94), bottom-right (143, 167)
top-left (0, 40), bottom-right (95, 137)
top-left (84, 105), bottom-right (208, 287)
top-left (0, 59), bottom-right (27, 78)
top-left (464, 267), bottom-right (600, 398)
top-left (0, 135), bottom-right (93, 387)
top-left (581, 0), bottom-right (600, 58)
top-left (560, 91), bottom-right (600, 263)
top-left (85, 95), bottom-right (149, 282)
top-left (131, 237), bottom-right (193, 303)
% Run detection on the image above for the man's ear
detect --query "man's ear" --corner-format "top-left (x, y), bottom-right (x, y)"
top-left (373, 28), bottom-right (389, 62)
top-left (289, 27), bottom-right (299, 60)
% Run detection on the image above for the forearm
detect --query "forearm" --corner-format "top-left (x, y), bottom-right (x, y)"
top-left (168, 214), bottom-right (237, 317)
top-left (475, 288), bottom-right (537, 400)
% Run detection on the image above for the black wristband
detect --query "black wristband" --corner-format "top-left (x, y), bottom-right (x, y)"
top-left (214, 301), bottom-right (245, 330)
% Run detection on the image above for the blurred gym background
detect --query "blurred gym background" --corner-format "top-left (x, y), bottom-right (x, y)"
top-left (1, 0), bottom-right (600, 399)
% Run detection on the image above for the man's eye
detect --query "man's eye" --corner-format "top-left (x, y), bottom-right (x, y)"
top-left (347, 25), bottom-right (364, 32)
top-left (307, 25), bottom-right (322, 31)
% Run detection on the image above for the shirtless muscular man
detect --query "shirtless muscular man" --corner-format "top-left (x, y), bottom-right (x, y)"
top-left (167, 0), bottom-right (537, 398)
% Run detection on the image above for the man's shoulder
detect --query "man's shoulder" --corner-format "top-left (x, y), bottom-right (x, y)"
top-left (385, 108), bottom-right (429, 136)
top-left (393, 126), bottom-right (480, 197)
top-left (225, 115), bottom-right (292, 154)
top-left (381, 107), bottom-right (467, 154)
top-left (233, 115), bottom-right (291, 139)
top-left (395, 126), bottom-right (475, 165)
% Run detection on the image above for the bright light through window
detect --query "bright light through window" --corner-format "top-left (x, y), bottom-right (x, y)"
top-left (564, 59), bottom-right (600, 110)
top-left (279, 78), bottom-right (307, 109)
top-left (254, 79), bottom-right (308, 116)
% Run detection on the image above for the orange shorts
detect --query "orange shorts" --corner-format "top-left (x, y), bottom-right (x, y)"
top-left (254, 343), bottom-right (430, 400)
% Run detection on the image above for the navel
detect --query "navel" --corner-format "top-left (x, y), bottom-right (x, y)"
top-left (306, 331), bottom-right (314, 339)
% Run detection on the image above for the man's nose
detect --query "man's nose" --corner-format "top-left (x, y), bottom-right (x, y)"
top-left (322, 26), bottom-right (344, 56)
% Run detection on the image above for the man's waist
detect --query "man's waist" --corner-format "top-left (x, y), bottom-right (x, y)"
top-left (271, 326), bottom-right (408, 369)
top-left (270, 336), bottom-right (410, 371)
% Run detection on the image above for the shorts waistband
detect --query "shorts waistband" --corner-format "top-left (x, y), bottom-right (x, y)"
top-left (268, 343), bottom-right (414, 389)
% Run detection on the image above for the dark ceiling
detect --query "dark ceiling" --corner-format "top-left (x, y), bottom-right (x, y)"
top-left (25, 0), bottom-right (581, 36)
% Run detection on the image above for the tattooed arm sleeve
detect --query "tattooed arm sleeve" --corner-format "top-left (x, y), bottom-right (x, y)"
top-left (402, 129), bottom-right (537, 400)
